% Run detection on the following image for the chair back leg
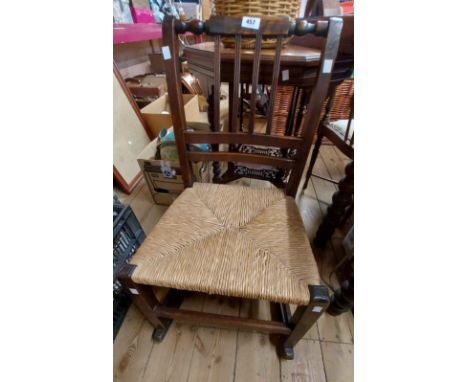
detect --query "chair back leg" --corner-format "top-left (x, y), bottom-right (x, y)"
top-left (302, 132), bottom-right (324, 191)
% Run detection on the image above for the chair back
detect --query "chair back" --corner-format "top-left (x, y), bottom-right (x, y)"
top-left (162, 15), bottom-right (343, 196)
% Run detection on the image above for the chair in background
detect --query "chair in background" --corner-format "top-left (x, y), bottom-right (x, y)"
top-left (302, 81), bottom-right (354, 247)
top-left (303, 83), bottom-right (354, 191)
top-left (118, 15), bottom-right (343, 360)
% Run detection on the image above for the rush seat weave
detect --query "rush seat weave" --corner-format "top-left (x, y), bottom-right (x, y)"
top-left (130, 183), bottom-right (320, 305)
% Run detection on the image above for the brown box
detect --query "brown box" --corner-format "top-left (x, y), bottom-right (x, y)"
top-left (125, 74), bottom-right (167, 98)
top-left (152, 191), bottom-right (179, 205)
top-left (137, 137), bottom-right (184, 205)
top-left (149, 53), bottom-right (165, 74)
top-left (140, 94), bottom-right (209, 138)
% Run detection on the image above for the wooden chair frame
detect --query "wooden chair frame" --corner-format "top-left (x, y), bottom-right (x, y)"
top-left (303, 87), bottom-right (354, 190)
top-left (118, 15), bottom-right (343, 360)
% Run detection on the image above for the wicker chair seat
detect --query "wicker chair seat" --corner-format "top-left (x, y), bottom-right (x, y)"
top-left (130, 183), bottom-right (320, 305)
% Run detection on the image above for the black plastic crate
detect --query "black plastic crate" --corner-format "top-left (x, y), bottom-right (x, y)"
top-left (113, 202), bottom-right (145, 340)
top-left (113, 293), bottom-right (132, 340)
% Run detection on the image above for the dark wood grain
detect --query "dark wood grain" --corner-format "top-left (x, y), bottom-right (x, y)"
top-left (283, 285), bottom-right (329, 359)
top-left (206, 15), bottom-right (291, 36)
top-left (184, 131), bottom-right (303, 148)
top-left (117, 264), bottom-right (166, 330)
top-left (187, 151), bottom-right (295, 169)
top-left (302, 83), bottom-right (353, 190)
top-left (230, 34), bottom-right (242, 133)
top-left (155, 306), bottom-right (291, 335)
top-left (266, 36), bottom-right (283, 135)
top-left (286, 17), bottom-right (343, 195)
top-left (162, 16), bottom-right (194, 187)
top-left (248, 35), bottom-right (262, 134)
top-left (314, 160), bottom-right (354, 247)
top-left (164, 15), bottom-right (344, 195)
top-left (213, 35), bottom-right (221, 132)
top-left (328, 273), bottom-right (354, 316)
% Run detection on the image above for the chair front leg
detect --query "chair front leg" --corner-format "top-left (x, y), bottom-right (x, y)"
top-left (117, 264), bottom-right (169, 341)
top-left (282, 285), bottom-right (330, 359)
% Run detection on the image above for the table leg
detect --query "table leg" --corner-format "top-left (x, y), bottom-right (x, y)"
top-left (228, 81), bottom-right (233, 132)
top-left (327, 273), bottom-right (354, 316)
top-left (314, 161), bottom-right (354, 247)
top-left (285, 87), bottom-right (299, 136)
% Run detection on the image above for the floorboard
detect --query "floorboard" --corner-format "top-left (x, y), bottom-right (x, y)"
top-left (321, 342), bottom-right (354, 382)
top-left (187, 296), bottom-right (240, 382)
top-left (280, 340), bottom-right (326, 382)
top-left (140, 294), bottom-right (205, 382)
top-left (114, 306), bottom-right (154, 382)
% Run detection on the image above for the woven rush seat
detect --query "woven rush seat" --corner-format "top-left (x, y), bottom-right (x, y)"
top-left (130, 183), bottom-right (320, 305)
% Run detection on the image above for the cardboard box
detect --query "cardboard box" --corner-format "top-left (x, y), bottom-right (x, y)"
top-left (140, 94), bottom-right (209, 138)
top-left (152, 191), bottom-right (179, 205)
top-left (137, 135), bottom-right (213, 205)
top-left (149, 53), bottom-right (165, 74)
top-left (125, 75), bottom-right (167, 101)
top-left (137, 137), bottom-right (183, 205)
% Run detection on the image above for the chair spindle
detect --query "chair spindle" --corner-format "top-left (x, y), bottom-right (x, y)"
top-left (231, 34), bottom-right (242, 133)
top-left (213, 35), bottom-right (221, 132)
top-left (266, 35), bottom-right (283, 135)
top-left (248, 34), bottom-right (262, 134)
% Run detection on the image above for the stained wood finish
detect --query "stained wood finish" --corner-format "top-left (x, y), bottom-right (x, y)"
top-left (266, 36), bottom-right (284, 135)
top-left (163, 15), bottom-right (343, 198)
top-left (184, 131), bottom-right (303, 148)
top-left (283, 285), bottom-right (330, 359)
top-left (117, 264), bottom-right (165, 330)
top-left (328, 273), bottom-right (354, 316)
top-left (155, 306), bottom-right (291, 335)
top-left (187, 151), bottom-right (295, 169)
top-left (162, 17), bottom-right (194, 187)
top-left (205, 15), bottom-right (291, 36)
top-left (314, 160), bottom-right (354, 247)
top-left (285, 17), bottom-right (343, 195)
top-left (213, 35), bottom-right (221, 133)
top-left (248, 35), bottom-right (262, 134)
top-left (302, 83), bottom-right (353, 191)
top-left (230, 34), bottom-right (242, 133)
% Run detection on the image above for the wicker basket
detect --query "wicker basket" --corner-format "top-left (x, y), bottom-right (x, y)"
top-left (212, 0), bottom-right (300, 49)
top-left (270, 79), bottom-right (354, 138)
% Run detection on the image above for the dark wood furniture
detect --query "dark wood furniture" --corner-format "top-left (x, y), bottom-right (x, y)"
top-left (118, 15), bottom-right (343, 360)
top-left (303, 89), bottom-right (354, 190)
top-left (328, 270), bottom-right (354, 315)
top-left (314, 160), bottom-right (354, 247)
top-left (303, 83), bottom-right (354, 247)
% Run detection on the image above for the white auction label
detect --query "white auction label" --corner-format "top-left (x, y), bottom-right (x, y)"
top-left (129, 288), bottom-right (139, 295)
top-left (162, 46), bottom-right (171, 60)
top-left (322, 59), bottom-right (333, 73)
top-left (312, 306), bottom-right (323, 313)
top-left (282, 70), bottom-right (289, 82)
top-left (241, 16), bottom-right (261, 30)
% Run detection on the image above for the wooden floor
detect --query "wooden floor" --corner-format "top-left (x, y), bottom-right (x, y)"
top-left (114, 145), bottom-right (354, 382)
